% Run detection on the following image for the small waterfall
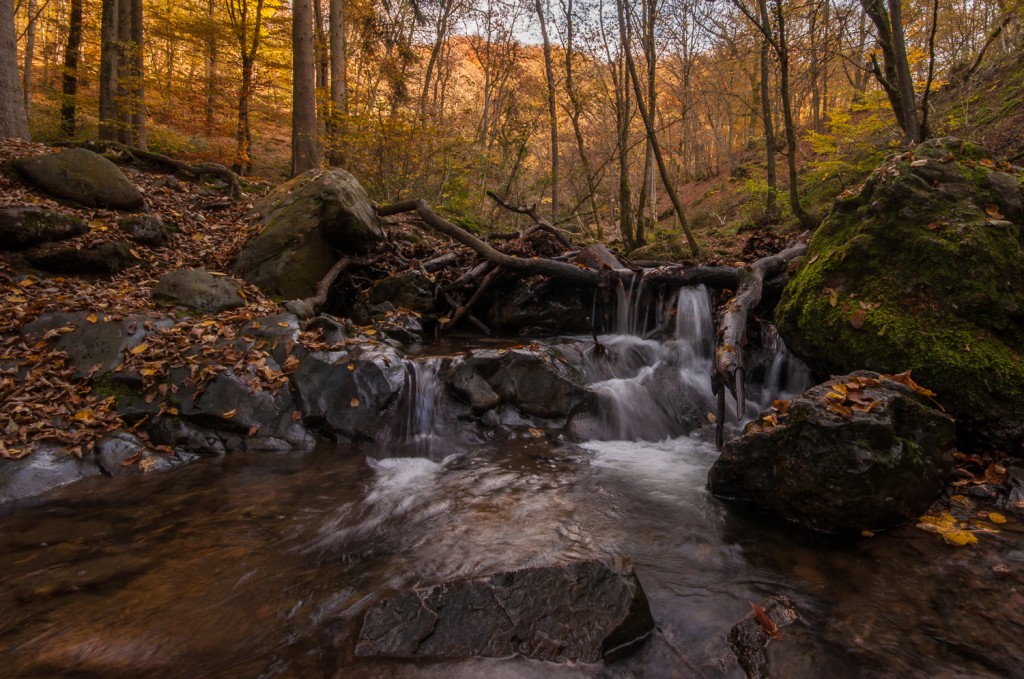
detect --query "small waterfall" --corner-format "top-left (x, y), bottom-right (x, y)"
top-left (613, 277), bottom-right (649, 336)
top-left (673, 285), bottom-right (714, 363)
top-left (747, 324), bottom-right (813, 415)
top-left (394, 358), bottom-right (445, 454)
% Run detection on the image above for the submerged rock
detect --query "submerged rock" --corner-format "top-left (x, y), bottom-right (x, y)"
top-left (0, 207), bottom-right (87, 249)
top-left (708, 372), bottom-right (956, 532)
top-left (728, 596), bottom-right (799, 679)
top-left (355, 558), bottom-right (654, 662)
top-left (11, 149), bottom-right (145, 210)
top-left (235, 168), bottom-right (383, 298)
top-left (776, 137), bottom-right (1024, 451)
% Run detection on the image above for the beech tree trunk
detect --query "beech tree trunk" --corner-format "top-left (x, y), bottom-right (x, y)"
top-left (131, 0), bottom-right (146, 148)
top-left (292, 0), bottom-right (320, 175)
top-left (327, 0), bottom-right (346, 165)
top-left (205, 0), bottom-right (217, 136)
top-left (60, 0), bottom-right (83, 137)
top-left (758, 0), bottom-right (778, 221)
top-left (22, 0), bottom-right (35, 117)
top-left (860, 0), bottom-right (922, 143)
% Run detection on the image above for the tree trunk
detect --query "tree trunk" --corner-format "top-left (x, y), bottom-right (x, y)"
top-left (205, 0), bottom-right (217, 136)
top-left (535, 0), bottom-right (559, 222)
top-left (616, 0), bottom-right (700, 257)
top-left (116, 0), bottom-right (132, 144)
top-left (22, 0), bottom-right (35, 117)
top-left (563, 0), bottom-right (601, 239)
top-left (292, 0), bottom-right (319, 175)
top-left (99, 0), bottom-right (119, 141)
top-left (0, 0), bottom-right (27, 138)
top-left (758, 0), bottom-right (778, 220)
top-left (327, 0), bottom-right (347, 165)
top-left (235, 58), bottom-right (253, 174)
top-left (60, 0), bottom-right (83, 137)
top-left (860, 0), bottom-right (921, 143)
top-left (131, 0), bottom-right (146, 148)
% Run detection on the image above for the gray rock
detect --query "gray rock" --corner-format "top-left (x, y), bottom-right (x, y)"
top-left (94, 431), bottom-right (189, 476)
top-left (449, 347), bottom-right (589, 420)
top-left (355, 558), bottom-right (654, 662)
top-left (12, 149), bottom-right (145, 210)
top-left (292, 344), bottom-right (406, 440)
top-left (180, 371), bottom-right (313, 451)
top-left (283, 299), bottom-right (315, 320)
top-left (0, 207), bottom-right (88, 249)
top-left (152, 269), bottom-right (245, 312)
top-left (26, 240), bottom-right (140, 275)
top-left (0, 445), bottom-right (103, 504)
top-left (728, 596), bottom-right (800, 679)
top-left (235, 169), bottom-right (383, 298)
top-left (708, 371), bottom-right (956, 532)
top-left (368, 271), bottom-right (435, 321)
top-left (21, 311), bottom-right (170, 380)
top-left (118, 215), bottom-right (169, 246)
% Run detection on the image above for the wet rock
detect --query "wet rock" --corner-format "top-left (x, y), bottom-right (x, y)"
top-left (368, 271), bottom-right (436, 322)
top-left (283, 299), bottom-right (315, 320)
top-left (146, 416), bottom-right (229, 456)
top-left (292, 344), bottom-right (406, 440)
top-left (26, 240), bottom-right (140, 275)
top-left (118, 215), bottom-right (169, 246)
top-left (94, 431), bottom-right (190, 476)
top-left (21, 311), bottom-right (170, 380)
top-left (708, 372), bottom-right (956, 532)
top-left (776, 137), bottom-right (1024, 451)
top-left (448, 347), bottom-right (589, 420)
top-left (0, 445), bottom-right (103, 504)
top-left (0, 207), bottom-right (88, 249)
top-left (728, 596), bottom-right (799, 679)
top-left (355, 558), bottom-right (654, 662)
top-left (180, 371), bottom-right (313, 451)
top-left (235, 168), bottom-right (383, 298)
top-left (152, 268), bottom-right (245, 312)
top-left (11, 149), bottom-right (145, 210)
top-left (487, 282), bottom-right (591, 335)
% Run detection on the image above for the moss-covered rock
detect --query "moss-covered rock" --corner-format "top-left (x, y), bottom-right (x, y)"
top-left (776, 137), bottom-right (1024, 451)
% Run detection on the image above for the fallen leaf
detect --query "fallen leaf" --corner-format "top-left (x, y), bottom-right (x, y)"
top-left (910, 159), bottom-right (928, 167)
top-left (850, 309), bottom-right (866, 329)
top-left (985, 463), bottom-right (1007, 485)
top-left (748, 601), bottom-right (782, 640)
top-left (121, 449), bottom-right (143, 466)
top-left (130, 342), bottom-right (150, 355)
top-left (350, 398), bottom-right (360, 407)
top-left (988, 512), bottom-right (1007, 525)
top-left (979, 158), bottom-right (995, 168)
top-left (222, 409), bottom-right (237, 419)
top-left (985, 204), bottom-right (1005, 219)
top-left (247, 425), bottom-right (260, 437)
top-left (86, 313), bottom-right (98, 324)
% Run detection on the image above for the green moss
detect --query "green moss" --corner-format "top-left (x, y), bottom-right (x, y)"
top-left (778, 138), bottom-right (1024, 445)
top-left (90, 373), bottom-right (142, 404)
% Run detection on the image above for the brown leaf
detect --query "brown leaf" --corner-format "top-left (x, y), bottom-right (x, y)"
top-left (850, 309), bottom-right (866, 329)
top-left (121, 448), bottom-right (144, 466)
top-left (984, 463), bottom-right (1007, 485)
top-left (749, 601), bottom-right (782, 640)
top-left (985, 204), bottom-right (1004, 219)
top-left (222, 409), bottom-right (237, 419)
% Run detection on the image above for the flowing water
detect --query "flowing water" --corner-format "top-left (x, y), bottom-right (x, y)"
top-left (1, 295), bottom-right (1022, 678)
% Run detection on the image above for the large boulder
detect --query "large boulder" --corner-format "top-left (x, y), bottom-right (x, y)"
top-left (234, 169), bottom-right (384, 298)
top-left (0, 207), bottom-right (87, 249)
top-left (447, 346), bottom-right (590, 420)
top-left (368, 270), bottom-right (435, 321)
top-left (708, 372), bottom-right (956, 532)
top-left (0, 445), bottom-right (103, 505)
top-left (11, 149), bottom-right (145, 210)
top-left (777, 138), bottom-right (1024, 451)
top-left (26, 240), bottom-right (140, 275)
top-left (291, 343), bottom-right (407, 440)
top-left (152, 269), bottom-right (245, 312)
top-left (355, 558), bottom-right (654, 662)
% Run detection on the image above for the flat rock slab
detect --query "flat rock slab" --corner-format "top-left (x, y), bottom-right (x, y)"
top-left (153, 268), bottom-right (245, 312)
top-left (356, 558), bottom-right (654, 662)
top-left (0, 445), bottom-right (102, 505)
top-left (12, 149), bottom-right (145, 211)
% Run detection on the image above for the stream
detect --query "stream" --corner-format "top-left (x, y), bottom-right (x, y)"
top-left (1, 287), bottom-right (1023, 678)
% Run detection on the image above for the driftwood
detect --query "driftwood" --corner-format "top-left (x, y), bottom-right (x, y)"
top-left (713, 243), bottom-right (808, 447)
top-left (65, 140), bottom-right (243, 200)
top-left (441, 266), bottom-right (504, 334)
top-left (303, 257), bottom-right (352, 311)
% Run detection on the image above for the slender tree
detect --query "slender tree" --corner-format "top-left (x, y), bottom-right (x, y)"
top-left (99, 0), bottom-right (119, 140)
top-left (0, 0), bottom-right (28, 138)
top-left (860, 0), bottom-right (922, 142)
top-left (535, 0), bottom-right (560, 221)
top-left (22, 0), bottom-right (36, 116)
top-left (327, 0), bottom-right (347, 165)
top-left (60, 0), bottom-right (84, 137)
top-left (225, 0), bottom-right (266, 174)
top-left (292, 0), bottom-right (320, 174)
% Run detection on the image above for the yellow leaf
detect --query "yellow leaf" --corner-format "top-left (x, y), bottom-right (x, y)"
top-left (988, 512), bottom-right (1007, 525)
top-left (87, 313), bottom-right (98, 324)
top-left (943, 530), bottom-right (979, 547)
top-left (364, 329), bottom-right (377, 336)
top-left (140, 368), bottom-right (158, 377)
top-left (985, 204), bottom-right (1004, 219)
top-left (347, 363), bottom-right (356, 371)
top-left (222, 409), bottom-right (237, 419)
top-left (130, 342), bottom-right (149, 355)
top-left (277, 322), bottom-right (290, 327)
top-left (6, 295), bottom-right (27, 303)
top-left (72, 409), bottom-right (97, 423)
top-left (979, 158), bottom-right (995, 168)
top-left (350, 398), bottom-right (360, 407)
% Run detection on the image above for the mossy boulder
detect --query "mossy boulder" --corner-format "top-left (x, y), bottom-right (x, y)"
top-left (234, 168), bottom-right (383, 299)
top-left (0, 207), bottom-right (87, 249)
top-left (11, 149), bottom-right (145, 210)
top-left (776, 137), bottom-right (1024, 451)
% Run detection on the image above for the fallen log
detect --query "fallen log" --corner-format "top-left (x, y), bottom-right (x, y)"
top-left (713, 243), bottom-right (807, 447)
top-left (485, 191), bottom-right (575, 249)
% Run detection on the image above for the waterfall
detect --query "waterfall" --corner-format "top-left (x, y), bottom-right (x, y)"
top-left (748, 325), bottom-right (813, 414)
top-left (394, 358), bottom-right (445, 455)
top-left (673, 285), bottom-right (714, 364)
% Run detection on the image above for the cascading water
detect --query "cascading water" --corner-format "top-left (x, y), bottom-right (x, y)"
top-left (392, 357), bottom-right (447, 456)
